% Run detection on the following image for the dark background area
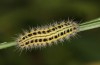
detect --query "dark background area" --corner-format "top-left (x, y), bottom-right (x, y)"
top-left (0, 0), bottom-right (100, 65)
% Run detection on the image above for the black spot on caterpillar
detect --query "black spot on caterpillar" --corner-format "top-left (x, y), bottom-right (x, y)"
top-left (16, 20), bottom-right (79, 50)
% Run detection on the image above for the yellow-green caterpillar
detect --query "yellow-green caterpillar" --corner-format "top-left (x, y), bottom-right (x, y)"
top-left (16, 20), bottom-right (79, 50)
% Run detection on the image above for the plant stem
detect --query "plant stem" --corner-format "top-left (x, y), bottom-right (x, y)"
top-left (0, 42), bottom-right (16, 49)
top-left (79, 17), bottom-right (100, 32)
top-left (0, 17), bottom-right (100, 49)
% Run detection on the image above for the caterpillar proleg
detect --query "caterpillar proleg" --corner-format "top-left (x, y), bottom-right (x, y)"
top-left (16, 20), bottom-right (79, 50)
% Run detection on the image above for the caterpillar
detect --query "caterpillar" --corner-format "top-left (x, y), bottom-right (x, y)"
top-left (16, 20), bottom-right (79, 50)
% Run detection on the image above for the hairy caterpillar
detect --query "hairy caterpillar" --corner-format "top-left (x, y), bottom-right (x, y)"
top-left (16, 20), bottom-right (79, 50)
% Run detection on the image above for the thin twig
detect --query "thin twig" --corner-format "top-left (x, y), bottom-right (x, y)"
top-left (0, 42), bottom-right (16, 49)
top-left (79, 17), bottom-right (100, 32)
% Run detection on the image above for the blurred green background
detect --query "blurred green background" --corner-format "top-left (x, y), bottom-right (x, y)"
top-left (0, 0), bottom-right (100, 65)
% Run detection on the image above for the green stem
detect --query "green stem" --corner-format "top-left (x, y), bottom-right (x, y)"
top-left (79, 17), bottom-right (100, 32)
top-left (0, 17), bottom-right (100, 49)
top-left (0, 42), bottom-right (16, 49)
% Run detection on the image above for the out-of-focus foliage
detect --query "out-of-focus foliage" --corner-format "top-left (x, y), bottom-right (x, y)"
top-left (0, 0), bottom-right (100, 65)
